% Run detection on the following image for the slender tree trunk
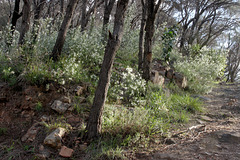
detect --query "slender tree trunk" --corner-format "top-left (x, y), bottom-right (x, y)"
top-left (18, 0), bottom-right (31, 45)
top-left (85, 0), bottom-right (129, 141)
top-left (81, 0), bottom-right (87, 32)
top-left (32, 0), bottom-right (47, 43)
top-left (81, 0), bottom-right (104, 32)
top-left (138, 0), bottom-right (146, 71)
top-left (60, 0), bottom-right (64, 14)
top-left (51, 0), bottom-right (79, 61)
top-left (10, 0), bottom-right (22, 36)
top-left (142, 0), bottom-right (161, 81)
top-left (102, 0), bottom-right (116, 41)
top-left (8, 0), bottom-right (22, 46)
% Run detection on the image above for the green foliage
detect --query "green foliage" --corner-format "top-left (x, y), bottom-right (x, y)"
top-left (42, 117), bottom-right (72, 132)
top-left (108, 67), bottom-right (146, 106)
top-left (173, 47), bottom-right (226, 93)
top-left (102, 105), bottom-right (159, 136)
top-left (34, 101), bottom-right (43, 112)
top-left (161, 25), bottom-right (178, 62)
top-left (146, 84), bottom-right (203, 123)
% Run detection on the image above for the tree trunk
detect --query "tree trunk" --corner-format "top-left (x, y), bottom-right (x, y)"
top-left (60, 0), bottom-right (64, 14)
top-left (138, 0), bottom-right (146, 71)
top-left (142, 0), bottom-right (161, 81)
top-left (85, 0), bottom-right (129, 141)
top-left (18, 0), bottom-right (31, 45)
top-left (81, 0), bottom-right (104, 32)
top-left (10, 0), bottom-right (22, 36)
top-left (32, 0), bottom-right (47, 43)
top-left (102, 0), bottom-right (116, 41)
top-left (8, 0), bottom-right (22, 46)
top-left (51, 0), bottom-right (79, 61)
top-left (81, 0), bottom-right (87, 32)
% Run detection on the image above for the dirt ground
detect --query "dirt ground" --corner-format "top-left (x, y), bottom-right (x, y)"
top-left (1, 82), bottom-right (240, 160)
top-left (136, 83), bottom-right (240, 160)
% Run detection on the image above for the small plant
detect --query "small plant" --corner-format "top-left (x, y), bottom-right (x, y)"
top-left (42, 117), bottom-right (72, 132)
top-left (34, 101), bottom-right (43, 112)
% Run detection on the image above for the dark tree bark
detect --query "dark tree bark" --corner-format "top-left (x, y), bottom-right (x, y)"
top-left (102, 0), bottom-right (116, 41)
top-left (60, 0), bottom-right (64, 14)
top-left (142, 0), bottom-right (162, 81)
top-left (10, 0), bottom-right (22, 36)
top-left (81, 0), bottom-right (87, 31)
top-left (138, 0), bottom-right (146, 71)
top-left (18, 0), bottom-right (31, 45)
top-left (32, 0), bottom-right (47, 43)
top-left (8, 0), bottom-right (22, 46)
top-left (85, 0), bottom-right (129, 141)
top-left (51, 0), bottom-right (79, 61)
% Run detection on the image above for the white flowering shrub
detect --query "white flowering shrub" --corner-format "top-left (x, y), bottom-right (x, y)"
top-left (108, 66), bottom-right (146, 106)
top-left (174, 47), bottom-right (226, 93)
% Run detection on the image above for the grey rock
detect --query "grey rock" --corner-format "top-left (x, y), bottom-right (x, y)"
top-left (44, 127), bottom-right (66, 148)
top-left (51, 100), bottom-right (71, 114)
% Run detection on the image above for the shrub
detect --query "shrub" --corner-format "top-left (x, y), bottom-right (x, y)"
top-left (108, 66), bottom-right (146, 106)
top-left (173, 47), bottom-right (226, 93)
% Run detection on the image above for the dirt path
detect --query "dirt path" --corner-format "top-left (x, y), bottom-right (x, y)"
top-left (138, 83), bottom-right (240, 160)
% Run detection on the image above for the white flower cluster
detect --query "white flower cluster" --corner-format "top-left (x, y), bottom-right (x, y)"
top-left (109, 66), bottom-right (146, 106)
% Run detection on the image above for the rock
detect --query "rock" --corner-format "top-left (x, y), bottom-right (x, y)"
top-left (60, 96), bottom-right (71, 104)
top-left (59, 146), bottom-right (74, 158)
top-left (44, 127), bottom-right (66, 148)
top-left (21, 123), bottom-right (42, 142)
top-left (166, 68), bottom-right (174, 79)
top-left (215, 130), bottom-right (240, 143)
top-left (75, 86), bottom-right (84, 96)
top-left (151, 71), bottom-right (165, 87)
top-left (173, 72), bottom-right (187, 89)
top-left (51, 100), bottom-right (71, 114)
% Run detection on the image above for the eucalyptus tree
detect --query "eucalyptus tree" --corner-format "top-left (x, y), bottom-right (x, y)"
top-left (142, 0), bottom-right (162, 81)
top-left (51, 0), bottom-right (79, 61)
top-left (85, 0), bottom-right (129, 140)
top-left (173, 0), bottom-right (239, 55)
top-left (18, 0), bottom-right (31, 45)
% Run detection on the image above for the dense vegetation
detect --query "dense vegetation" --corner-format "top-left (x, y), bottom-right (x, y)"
top-left (0, 0), bottom-right (239, 159)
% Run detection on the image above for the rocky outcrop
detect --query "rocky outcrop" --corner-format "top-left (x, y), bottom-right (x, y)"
top-left (151, 60), bottom-right (187, 89)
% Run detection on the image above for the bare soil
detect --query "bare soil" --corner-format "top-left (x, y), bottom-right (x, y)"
top-left (135, 83), bottom-right (240, 160)
top-left (1, 82), bottom-right (240, 160)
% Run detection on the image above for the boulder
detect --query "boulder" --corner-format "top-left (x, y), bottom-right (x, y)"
top-left (151, 71), bottom-right (165, 87)
top-left (51, 100), bottom-right (71, 114)
top-left (166, 68), bottom-right (174, 79)
top-left (44, 127), bottom-right (66, 148)
top-left (173, 72), bottom-right (187, 89)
